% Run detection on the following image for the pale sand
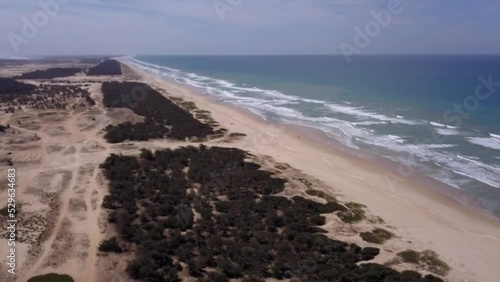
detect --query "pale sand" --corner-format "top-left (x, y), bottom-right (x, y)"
top-left (0, 64), bottom-right (129, 282)
top-left (122, 60), bottom-right (500, 282)
top-left (0, 59), bottom-right (499, 282)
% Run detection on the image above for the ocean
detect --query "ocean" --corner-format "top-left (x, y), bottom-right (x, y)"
top-left (125, 55), bottom-right (500, 217)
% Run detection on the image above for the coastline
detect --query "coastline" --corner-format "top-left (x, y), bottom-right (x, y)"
top-left (122, 59), bottom-right (500, 282)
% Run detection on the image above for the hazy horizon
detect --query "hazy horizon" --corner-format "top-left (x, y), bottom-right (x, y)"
top-left (1, 0), bottom-right (500, 58)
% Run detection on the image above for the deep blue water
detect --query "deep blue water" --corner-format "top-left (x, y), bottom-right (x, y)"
top-left (127, 55), bottom-right (500, 216)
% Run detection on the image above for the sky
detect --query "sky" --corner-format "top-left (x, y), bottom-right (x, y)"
top-left (0, 0), bottom-right (499, 57)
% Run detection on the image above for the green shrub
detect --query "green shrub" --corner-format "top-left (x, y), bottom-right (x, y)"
top-left (361, 228), bottom-right (394, 244)
top-left (360, 232), bottom-right (382, 244)
top-left (229, 132), bottom-right (247, 138)
top-left (100, 146), bottom-right (444, 282)
top-left (336, 202), bottom-right (366, 223)
top-left (0, 205), bottom-right (8, 216)
top-left (398, 249), bottom-right (420, 264)
top-left (398, 249), bottom-right (451, 276)
top-left (373, 228), bottom-right (393, 241)
top-left (420, 250), bottom-right (451, 276)
top-left (309, 215), bottom-right (326, 225)
top-left (305, 189), bottom-right (337, 202)
top-left (98, 237), bottom-right (123, 253)
top-left (27, 273), bottom-right (75, 282)
top-left (274, 164), bottom-right (289, 171)
top-left (297, 177), bottom-right (313, 188)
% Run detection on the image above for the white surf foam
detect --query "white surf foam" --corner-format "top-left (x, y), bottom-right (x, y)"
top-left (467, 137), bottom-right (500, 151)
top-left (435, 128), bottom-right (460, 136)
top-left (490, 133), bottom-right (500, 140)
top-left (325, 104), bottom-right (419, 125)
top-left (126, 56), bottom-right (500, 191)
top-left (426, 153), bottom-right (500, 188)
top-left (430, 121), bottom-right (446, 127)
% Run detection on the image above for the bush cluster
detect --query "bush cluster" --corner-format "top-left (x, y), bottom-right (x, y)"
top-left (0, 78), bottom-right (36, 94)
top-left (102, 82), bottom-right (216, 142)
top-left (87, 59), bottom-right (122, 75)
top-left (1, 83), bottom-right (94, 112)
top-left (27, 273), bottom-right (75, 282)
top-left (398, 249), bottom-right (451, 276)
top-left (15, 67), bottom-right (83, 79)
top-left (360, 228), bottom-right (394, 244)
top-left (98, 237), bottom-right (123, 253)
top-left (100, 145), bottom-right (443, 282)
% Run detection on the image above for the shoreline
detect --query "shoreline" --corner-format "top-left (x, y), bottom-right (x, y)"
top-left (122, 59), bottom-right (500, 282)
top-left (123, 58), bottom-right (499, 221)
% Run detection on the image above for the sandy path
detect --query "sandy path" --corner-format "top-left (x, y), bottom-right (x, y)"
top-left (18, 112), bottom-right (81, 281)
top-left (17, 96), bottom-right (112, 281)
top-left (83, 118), bottom-right (111, 281)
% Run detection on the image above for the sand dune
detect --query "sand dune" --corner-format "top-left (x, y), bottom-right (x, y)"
top-left (0, 60), bottom-right (499, 282)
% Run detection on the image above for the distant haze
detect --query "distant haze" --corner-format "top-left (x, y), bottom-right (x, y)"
top-left (1, 0), bottom-right (499, 57)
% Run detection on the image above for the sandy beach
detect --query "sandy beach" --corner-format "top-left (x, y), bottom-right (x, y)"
top-left (125, 61), bottom-right (500, 282)
top-left (0, 59), bottom-right (498, 282)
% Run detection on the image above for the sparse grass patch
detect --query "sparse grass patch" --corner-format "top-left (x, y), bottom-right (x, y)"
top-left (297, 177), bottom-right (313, 189)
top-left (195, 109), bottom-right (210, 114)
top-left (373, 228), bottom-right (393, 240)
top-left (368, 216), bottom-right (385, 224)
top-left (398, 249), bottom-right (422, 264)
top-left (345, 202), bottom-right (366, 209)
top-left (189, 136), bottom-right (208, 142)
top-left (179, 101), bottom-right (197, 111)
top-left (360, 228), bottom-right (394, 244)
top-left (305, 189), bottom-right (337, 202)
top-left (229, 132), bottom-right (247, 138)
top-left (170, 97), bottom-right (183, 102)
top-left (337, 202), bottom-right (366, 223)
top-left (398, 249), bottom-right (450, 276)
top-left (274, 163), bottom-right (290, 171)
top-left (207, 121), bottom-right (220, 127)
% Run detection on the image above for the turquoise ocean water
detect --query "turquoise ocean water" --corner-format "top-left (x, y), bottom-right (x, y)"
top-left (125, 55), bottom-right (500, 217)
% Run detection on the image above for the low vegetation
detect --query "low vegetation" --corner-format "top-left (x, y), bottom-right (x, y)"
top-left (0, 205), bottom-right (9, 216)
top-left (86, 59), bottom-right (122, 75)
top-left (360, 228), bottom-right (394, 244)
top-left (398, 249), bottom-right (451, 276)
top-left (296, 177), bottom-right (313, 189)
top-left (102, 82), bottom-right (218, 142)
top-left (337, 202), bottom-right (367, 223)
top-left (274, 163), bottom-right (290, 171)
top-left (1, 83), bottom-right (95, 112)
top-left (0, 78), bottom-right (36, 94)
top-left (98, 237), bottom-right (123, 253)
top-left (27, 273), bottom-right (75, 282)
top-left (99, 145), bottom-right (443, 281)
top-left (15, 67), bottom-right (83, 79)
top-left (228, 132), bottom-right (247, 138)
top-left (306, 189), bottom-right (337, 202)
